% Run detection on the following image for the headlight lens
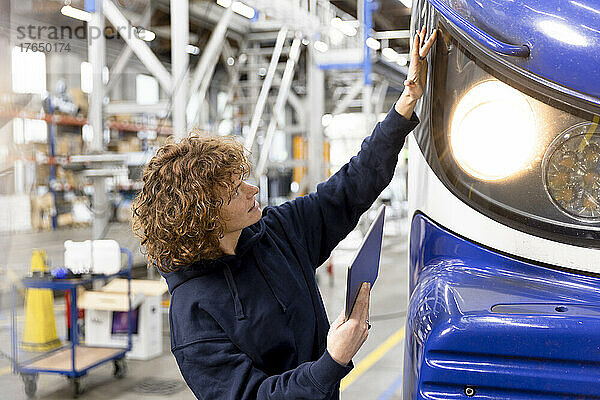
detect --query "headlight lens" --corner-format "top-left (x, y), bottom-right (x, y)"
top-left (450, 80), bottom-right (537, 181)
top-left (424, 24), bottom-right (600, 247)
top-left (544, 123), bottom-right (600, 221)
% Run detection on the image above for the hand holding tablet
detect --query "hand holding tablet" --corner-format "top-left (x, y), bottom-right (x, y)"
top-left (345, 205), bottom-right (386, 319)
top-left (327, 205), bottom-right (385, 366)
top-left (327, 282), bottom-right (371, 366)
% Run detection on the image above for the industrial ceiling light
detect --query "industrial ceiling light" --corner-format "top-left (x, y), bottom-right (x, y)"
top-left (232, 2), bottom-right (256, 19)
top-left (186, 45), bottom-right (200, 55)
top-left (381, 47), bottom-right (399, 62)
top-left (331, 17), bottom-right (358, 37)
top-left (366, 37), bottom-right (381, 50)
top-left (216, 0), bottom-right (256, 19)
top-left (60, 3), bottom-right (91, 22)
top-left (314, 41), bottom-right (329, 52)
top-left (136, 27), bottom-right (156, 41)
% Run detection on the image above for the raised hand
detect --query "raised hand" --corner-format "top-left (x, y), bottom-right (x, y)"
top-left (403, 26), bottom-right (438, 101)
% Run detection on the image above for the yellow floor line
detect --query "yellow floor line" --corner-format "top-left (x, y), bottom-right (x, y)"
top-left (0, 366), bottom-right (12, 376)
top-left (340, 325), bottom-right (406, 392)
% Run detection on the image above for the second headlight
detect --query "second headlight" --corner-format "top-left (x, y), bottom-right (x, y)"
top-left (543, 122), bottom-right (600, 222)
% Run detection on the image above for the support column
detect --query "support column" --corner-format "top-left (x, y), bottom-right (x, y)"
top-left (171, 0), bottom-right (189, 139)
top-left (88, 0), bottom-right (109, 239)
top-left (307, 45), bottom-right (324, 192)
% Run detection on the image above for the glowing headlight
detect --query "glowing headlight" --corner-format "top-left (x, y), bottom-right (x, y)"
top-left (450, 80), bottom-right (537, 181)
top-left (543, 123), bottom-right (600, 221)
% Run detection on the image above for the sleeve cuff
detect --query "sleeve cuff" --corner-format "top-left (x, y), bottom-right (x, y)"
top-left (376, 104), bottom-right (420, 146)
top-left (308, 350), bottom-right (354, 394)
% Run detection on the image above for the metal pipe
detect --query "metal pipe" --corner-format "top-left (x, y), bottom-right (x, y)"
top-left (219, 40), bottom-right (244, 124)
top-left (187, 6), bottom-right (233, 129)
top-left (373, 30), bottom-right (411, 40)
top-left (171, 0), bottom-right (190, 139)
top-left (245, 27), bottom-right (288, 149)
top-left (332, 79), bottom-right (364, 115)
top-left (258, 54), bottom-right (305, 121)
top-left (188, 6), bottom-right (233, 103)
top-left (374, 79), bottom-right (389, 115)
top-left (103, 0), bottom-right (173, 93)
top-left (105, 5), bottom-right (152, 94)
top-left (363, 0), bottom-right (373, 86)
top-left (192, 44), bottom-right (225, 129)
top-left (306, 41), bottom-right (324, 192)
top-left (256, 37), bottom-right (301, 178)
top-left (89, 1), bottom-right (110, 240)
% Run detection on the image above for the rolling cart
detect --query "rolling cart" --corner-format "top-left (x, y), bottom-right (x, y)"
top-left (10, 247), bottom-right (134, 398)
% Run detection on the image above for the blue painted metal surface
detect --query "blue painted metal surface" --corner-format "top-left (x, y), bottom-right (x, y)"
top-left (318, 62), bottom-right (365, 71)
top-left (404, 213), bottom-right (600, 399)
top-left (84, 0), bottom-right (96, 13)
top-left (47, 98), bottom-right (57, 230)
top-left (363, 0), bottom-right (375, 85)
top-left (434, 0), bottom-right (600, 101)
top-left (427, 0), bottom-right (529, 57)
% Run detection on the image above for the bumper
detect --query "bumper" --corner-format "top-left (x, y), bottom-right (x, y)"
top-left (404, 213), bottom-right (600, 399)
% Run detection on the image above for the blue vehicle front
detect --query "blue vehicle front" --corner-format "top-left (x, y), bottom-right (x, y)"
top-left (404, 0), bottom-right (600, 398)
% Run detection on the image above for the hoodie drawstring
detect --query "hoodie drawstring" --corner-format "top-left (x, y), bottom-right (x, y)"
top-left (253, 250), bottom-right (287, 314)
top-left (222, 263), bottom-right (246, 320)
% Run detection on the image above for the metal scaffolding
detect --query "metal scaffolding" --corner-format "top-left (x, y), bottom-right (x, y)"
top-left (82, 0), bottom-right (412, 217)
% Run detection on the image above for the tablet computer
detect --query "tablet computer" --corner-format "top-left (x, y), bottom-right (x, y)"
top-left (345, 204), bottom-right (386, 319)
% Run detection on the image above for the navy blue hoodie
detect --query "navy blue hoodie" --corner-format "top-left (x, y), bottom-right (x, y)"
top-left (162, 107), bottom-right (419, 399)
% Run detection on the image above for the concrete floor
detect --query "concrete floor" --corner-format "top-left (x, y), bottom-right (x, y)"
top-left (0, 226), bottom-right (409, 399)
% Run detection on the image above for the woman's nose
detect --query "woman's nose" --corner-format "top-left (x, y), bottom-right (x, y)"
top-left (245, 183), bottom-right (259, 197)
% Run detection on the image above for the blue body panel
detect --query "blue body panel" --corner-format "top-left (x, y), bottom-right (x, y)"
top-left (442, 0), bottom-right (600, 101)
top-left (404, 213), bottom-right (600, 399)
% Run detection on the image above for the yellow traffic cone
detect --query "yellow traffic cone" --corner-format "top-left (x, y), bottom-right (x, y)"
top-left (21, 250), bottom-right (61, 352)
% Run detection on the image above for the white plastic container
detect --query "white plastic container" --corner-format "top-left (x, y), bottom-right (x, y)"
top-left (64, 240), bottom-right (121, 275)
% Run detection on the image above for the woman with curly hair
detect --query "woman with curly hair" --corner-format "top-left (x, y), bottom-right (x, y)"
top-left (132, 27), bottom-right (436, 400)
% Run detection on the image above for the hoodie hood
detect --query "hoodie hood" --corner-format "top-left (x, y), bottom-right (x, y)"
top-left (161, 217), bottom-right (266, 294)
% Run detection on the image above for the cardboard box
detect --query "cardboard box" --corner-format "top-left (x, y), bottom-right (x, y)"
top-left (31, 193), bottom-right (55, 231)
top-left (57, 137), bottom-right (70, 156)
top-left (56, 212), bottom-right (73, 227)
top-left (80, 278), bottom-right (168, 360)
top-left (69, 88), bottom-right (88, 115)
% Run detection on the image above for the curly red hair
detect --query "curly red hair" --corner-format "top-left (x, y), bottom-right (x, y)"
top-left (132, 134), bottom-right (250, 272)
